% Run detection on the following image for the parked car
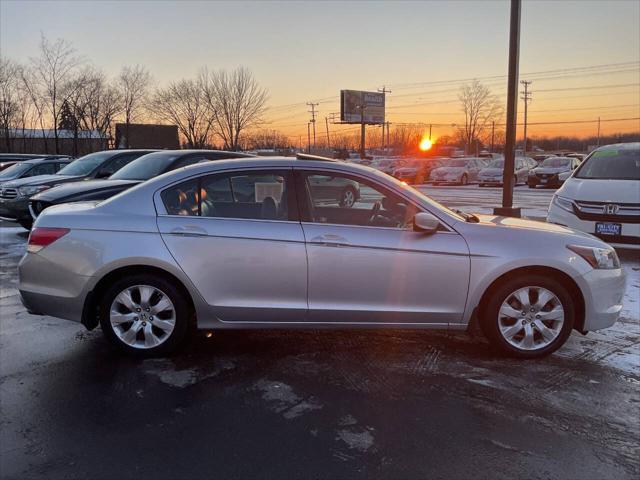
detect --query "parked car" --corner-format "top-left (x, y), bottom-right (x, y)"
top-left (0, 156), bottom-right (72, 184)
top-left (430, 158), bottom-right (487, 185)
top-left (0, 161), bottom-right (19, 172)
top-left (528, 156), bottom-right (580, 188)
top-left (20, 154), bottom-right (624, 359)
top-left (307, 173), bottom-right (361, 207)
top-left (478, 156), bottom-right (537, 187)
top-left (0, 149), bottom-right (154, 229)
top-left (29, 150), bottom-right (255, 220)
top-left (393, 158), bottom-right (445, 184)
top-left (547, 142), bottom-right (639, 249)
top-left (369, 157), bottom-right (400, 175)
top-left (0, 154), bottom-right (70, 172)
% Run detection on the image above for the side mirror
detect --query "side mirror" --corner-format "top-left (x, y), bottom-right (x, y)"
top-left (413, 212), bottom-right (440, 234)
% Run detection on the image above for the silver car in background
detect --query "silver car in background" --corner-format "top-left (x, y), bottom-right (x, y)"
top-left (19, 156), bottom-right (625, 359)
top-left (430, 157), bottom-right (487, 185)
top-left (479, 156), bottom-right (538, 187)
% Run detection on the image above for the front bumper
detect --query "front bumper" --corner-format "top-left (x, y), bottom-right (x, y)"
top-left (576, 266), bottom-right (626, 331)
top-left (528, 175), bottom-right (561, 187)
top-left (548, 205), bottom-right (640, 249)
top-left (0, 197), bottom-right (31, 222)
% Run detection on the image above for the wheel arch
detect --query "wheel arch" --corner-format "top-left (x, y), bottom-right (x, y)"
top-left (474, 265), bottom-right (586, 333)
top-left (81, 264), bottom-right (197, 330)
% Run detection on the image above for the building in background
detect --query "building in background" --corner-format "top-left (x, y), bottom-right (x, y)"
top-left (115, 123), bottom-right (179, 150)
top-left (0, 129), bottom-right (107, 156)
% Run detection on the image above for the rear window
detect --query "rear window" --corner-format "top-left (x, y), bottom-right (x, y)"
top-left (574, 149), bottom-right (640, 180)
top-left (542, 157), bottom-right (571, 168)
top-left (57, 151), bottom-right (114, 176)
top-left (111, 152), bottom-right (180, 180)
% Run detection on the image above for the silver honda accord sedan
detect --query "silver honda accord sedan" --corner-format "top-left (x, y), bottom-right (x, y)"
top-left (18, 155), bottom-right (625, 358)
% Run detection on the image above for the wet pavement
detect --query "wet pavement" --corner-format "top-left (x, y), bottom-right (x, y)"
top-left (1, 188), bottom-right (639, 479)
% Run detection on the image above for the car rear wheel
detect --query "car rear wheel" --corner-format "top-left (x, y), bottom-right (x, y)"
top-left (99, 274), bottom-right (191, 356)
top-left (480, 274), bottom-right (574, 359)
top-left (339, 187), bottom-right (357, 208)
top-left (460, 174), bottom-right (468, 186)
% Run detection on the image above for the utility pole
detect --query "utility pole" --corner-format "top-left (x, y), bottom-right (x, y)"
top-left (358, 104), bottom-right (367, 159)
top-left (597, 116), bottom-right (601, 146)
top-left (429, 124), bottom-right (432, 140)
top-left (490, 121), bottom-right (495, 153)
top-left (325, 117), bottom-right (331, 149)
top-left (378, 86), bottom-right (391, 152)
top-left (307, 102), bottom-right (318, 150)
top-left (495, 0), bottom-right (522, 218)
top-left (387, 121), bottom-right (390, 148)
top-left (520, 80), bottom-right (532, 155)
top-left (307, 122), bottom-right (311, 153)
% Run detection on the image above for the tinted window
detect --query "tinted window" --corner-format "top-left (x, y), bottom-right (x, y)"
top-left (161, 171), bottom-right (290, 221)
top-left (444, 159), bottom-right (468, 167)
top-left (57, 151), bottom-right (115, 176)
top-left (30, 163), bottom-right (56, 176)
top-left (542, 157), bottom-right (571, 168)
top-left (101, 153), bottom-right (142, 176)
top-left (0, 162), bottom-right (32, 179)
top-left (575, 149), bottom-right (640, 180)
top-left (488, 159), bottom-right (505, 168)
top-left (304, 172), bottom-right (415, 228)
top-left (111, 152), bottom-right (180, 180)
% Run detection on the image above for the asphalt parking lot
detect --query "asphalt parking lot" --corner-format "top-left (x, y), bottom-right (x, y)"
top-left (1, 185), bottom-right (638, 480)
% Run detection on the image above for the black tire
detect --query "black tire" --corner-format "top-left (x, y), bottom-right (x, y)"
top-left (528, 183), bottom-right (535, 189)
top-left (18, 220), bottom-right (33, 230)
top-left (479, 183), bottom-right (485, 187)
top-left (480, 274), bottom-right (575, 359)
top-left (460, 174), bottom-right (468, 186)
top-left (99, 274), bottom-right (191, 356)
top-left (339, 187), bottom-right (357, 208)
top-left (513, 175), bottom-right (518, 186)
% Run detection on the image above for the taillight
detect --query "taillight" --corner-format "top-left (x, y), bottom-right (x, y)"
top-left (27, 227), bottom-right (70, 253)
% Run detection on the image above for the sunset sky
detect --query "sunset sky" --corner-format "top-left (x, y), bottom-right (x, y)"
top-left (2, 0), bottom-right (639, 142)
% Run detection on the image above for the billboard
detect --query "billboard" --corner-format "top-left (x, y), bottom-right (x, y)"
top-left (340, 90), bottom-right (385, 124)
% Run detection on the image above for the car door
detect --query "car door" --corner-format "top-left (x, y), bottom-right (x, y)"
top-left (296, 169), bottom-right (470, 325)
top-left (156, 168), bottom-right (308, 323)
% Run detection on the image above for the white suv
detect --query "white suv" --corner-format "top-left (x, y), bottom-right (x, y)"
top-left (547, 142), bottom-right (639, 249)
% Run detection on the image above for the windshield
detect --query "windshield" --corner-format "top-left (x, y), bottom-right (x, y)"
top-left (111, 152), bottom-right (179, 180)
top-left (487, 159), bottom-right (504, 168)
top-left (57, 151), bottom-right (114, 176)
top-left (542, 157), bottom-right (570, 168)
top-left (575, 149), bottom-right (640, 180)
top-left (0, 162), bottom-right (32, 179)
top-left (443, 159), bottom-right (468, 168)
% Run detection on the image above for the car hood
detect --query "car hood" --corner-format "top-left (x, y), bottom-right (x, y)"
top-left (433, 167), bottom-right (465, 175)
top-left (532, 166), bottom-right (569, 174)
top-left (479, 168), bottom-right (503, 175)
top-left (1, 174), bottom-right (82, 188)
top-left (558, 177), bottom-right (640, 203)
top-left (33, 179), bottom-right (141, 201)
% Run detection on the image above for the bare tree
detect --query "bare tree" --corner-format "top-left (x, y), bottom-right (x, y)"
top-left (19, 66), bottom-right (50, 152)
top-left (0, 57), bottom-right (22, 151)
top-left (118, 65), bottom-right (151, 148)
top-left (243, 129), bottom-right (291, 150)
top-left (29, 34), bottom-right (83, 153)
top-left (202, 67), bottom-right (268, 150)
top-left (457, 79), bottom-right (502, 154)
top-left (150, 77), bottom-right (215, 148)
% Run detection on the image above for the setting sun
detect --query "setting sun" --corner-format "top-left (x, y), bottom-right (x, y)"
top-left (419, 138), bottom-right (433, 151)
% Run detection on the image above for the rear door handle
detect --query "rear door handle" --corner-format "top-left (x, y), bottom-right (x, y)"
top-left (309, 234), bottom-right (350, 247)
top-left (169, 225), bottom-right (208, 237)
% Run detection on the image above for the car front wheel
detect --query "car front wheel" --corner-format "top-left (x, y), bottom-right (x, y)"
top-left (480, 274), bottom-right (574, 358)
top-left (339, 187), bottom-right (357, 208)
top-left (99, 274), bottom-right (191, 356)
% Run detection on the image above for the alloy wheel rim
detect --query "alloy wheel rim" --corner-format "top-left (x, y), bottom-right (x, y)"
top-left (110, 285), bottom-right (176, 349)
top-left (343, 190), bottom-right (355, 207)
top-left (497, 286), bottom-right (564, 351)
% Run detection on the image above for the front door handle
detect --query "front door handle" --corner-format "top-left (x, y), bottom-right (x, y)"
top-left (309, 234), bottom-right (350, 247)
top-left (169, 225), bottom-right (208, 237)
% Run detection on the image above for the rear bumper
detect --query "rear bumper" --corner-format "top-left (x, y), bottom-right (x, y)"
top-left (18, 251), bottom-right (90, 323)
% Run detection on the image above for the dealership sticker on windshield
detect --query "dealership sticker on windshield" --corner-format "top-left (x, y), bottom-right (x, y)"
top-left (596, 222), bottom-right (621, 236)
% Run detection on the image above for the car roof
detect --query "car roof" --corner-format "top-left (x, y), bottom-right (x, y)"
top-left (595, 142), bottom-right (639, 152)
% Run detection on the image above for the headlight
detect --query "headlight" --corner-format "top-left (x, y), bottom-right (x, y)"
top-left (18, 185), bottom-right (50, 197)
top-left (567, 244), bottom-right (620, 269)
top-left (552, 194), bottom-right (574, 213)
